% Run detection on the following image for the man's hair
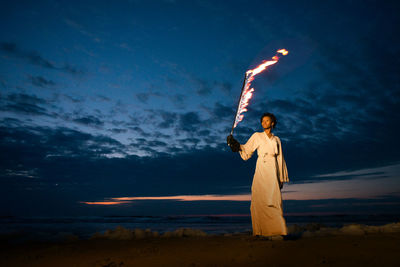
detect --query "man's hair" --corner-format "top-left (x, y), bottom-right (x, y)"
top-left (260, 113), bottom-right (277, 129)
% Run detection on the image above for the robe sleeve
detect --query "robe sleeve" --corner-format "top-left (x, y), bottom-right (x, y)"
top-left (276, 137), bottom-right (289, 183)
top-left (239, 133), bottom-right (259, 161)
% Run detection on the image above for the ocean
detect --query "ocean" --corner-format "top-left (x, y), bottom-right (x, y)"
top-left (1, 213), bottom-right (399, 243)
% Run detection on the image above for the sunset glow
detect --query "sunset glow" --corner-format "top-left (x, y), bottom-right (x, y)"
top-left (80, 163), bottom-right (400, 206)
top-left (113, 194), bottom-right (251, 201)
top-left (80, 201), bottom-right (131, 205)
top-left (81, 194), bottom-right (252, 205)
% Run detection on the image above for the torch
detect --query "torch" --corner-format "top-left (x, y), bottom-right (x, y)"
top-left (230, 73), bottom-right (249, 135)
top-left (230, 49), bottom-right (288, 136)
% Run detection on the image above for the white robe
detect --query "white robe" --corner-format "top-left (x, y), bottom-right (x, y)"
top-left (239, 132), bottom-right (289, 236)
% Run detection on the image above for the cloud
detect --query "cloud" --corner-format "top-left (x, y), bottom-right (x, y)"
top-left (223, 36), bottom-right (400, 183)
top-left (1, 1), bottom-right (399, 217)
top-left (178, 111), bottom-right (202, 132)
top-left (83, 194), bottom-right (251, 205)
top-left (135, 93), bottom-right (150, 103)
top-left (58, 93), bottom-right (86, 103)
top-left (128, 126), bottom-right (148, 136)
top-left (198, 130), bottom-right (211, 137)
top-left (62, 63), bottom-right (85, 75)
top-left (93, 95), bottom-right (111, 102)
top-left (216, 81), bottom-right (233, 95)
top-left (128, 136), bottom-right (170, 155)
top-left (108, 128), bottom-right (128, 134)
top-left (135, 91), bottom-right (165, 104)
top-left (0, 125), bottom-right (124, 163)
top-left (191, 78), bottom-right (232, 96)
top-left (0, 122), bottom-right (249, 193)
top-left (156, 110), bottom-right (178, 129)
top-left (177, 137), bottom-right (201, 146)
top-left (0, 42), bottom-right (54, 69)
top-left (283, 164), bottom-right (400, 201)
top-left (0, 78), bottom-right (6, 89)
top-left (1, 116), bottom-right (399, 216)
top-left (132, 107), bottom-right (231, 150)
top-left (168, 94), bottom-right (186, 108)
top-left (146, 140), bottom-right (168, 147)
top-left (0, 42), bottom-right (84, 75)
top-left (1, 93), bottom-right (51, 116)
top-left (210, 102), bottom-right (234, 120)
top-left (63, 18), bottom-right (102, 43)
top-left (28, 75), bottom-right (56, 88)
top-left (194, 78), bottom-right (212, 96)
top-left (1, 92), bottom-right (109, 133)
top-left (1, 168), bottom-right (39, 179)
top-left (283, 195), bottom-right (400, 215)
top-left (73, 115), bottom-right (104, 128)
top-left (152, 131), bottom-right (171, 139)
top-left (114, 108), bottom-right (220, 151)
top-left (105, 100), bottom-right (129, 118)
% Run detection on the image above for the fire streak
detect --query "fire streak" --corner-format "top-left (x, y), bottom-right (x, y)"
top-left (232, 49), bottom-right (288, 130)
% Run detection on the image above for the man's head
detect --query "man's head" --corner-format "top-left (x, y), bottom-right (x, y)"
top-left (260, 113), bottom-right (277, 130)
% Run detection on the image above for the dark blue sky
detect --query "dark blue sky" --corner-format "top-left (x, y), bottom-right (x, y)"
top-left (1, 0), bottom-right (399, 217)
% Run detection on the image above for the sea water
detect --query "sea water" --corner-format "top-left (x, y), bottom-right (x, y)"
top-left (1, 213), bottom-right (399, 242)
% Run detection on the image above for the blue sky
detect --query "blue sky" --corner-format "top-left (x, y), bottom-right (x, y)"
top-left (1, 0), bottom-right (399, 217)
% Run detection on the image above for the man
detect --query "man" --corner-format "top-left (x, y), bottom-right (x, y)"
top-left (227, 113), bottom-right (289, 239)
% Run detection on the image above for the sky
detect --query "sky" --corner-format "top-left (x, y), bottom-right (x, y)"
top-left (1, 0), bottom-right (400, 217)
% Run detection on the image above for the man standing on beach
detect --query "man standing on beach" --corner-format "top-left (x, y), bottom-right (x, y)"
top-left (227, 113), bottom-right (289, 240)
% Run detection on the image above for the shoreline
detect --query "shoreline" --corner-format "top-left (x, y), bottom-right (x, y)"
top-left (2, 220), bottom-right (400, 244)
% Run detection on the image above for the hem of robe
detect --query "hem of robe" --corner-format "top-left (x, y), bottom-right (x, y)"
top-left (250, 204), bottom-right (288, 236)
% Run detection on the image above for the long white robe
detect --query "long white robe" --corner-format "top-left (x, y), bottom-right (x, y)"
top-left (239, 132), bottom-right (289, 236)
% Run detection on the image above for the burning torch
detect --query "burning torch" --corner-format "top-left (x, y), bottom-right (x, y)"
top-left (227, 49), bottom-right (288, 151)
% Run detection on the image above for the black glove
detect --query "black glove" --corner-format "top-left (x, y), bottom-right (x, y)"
top-left (227, 135), bottom-right (241, 152)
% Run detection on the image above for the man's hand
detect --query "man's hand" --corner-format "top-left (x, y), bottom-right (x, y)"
top-left (227, 135), bottom-right (241, 152)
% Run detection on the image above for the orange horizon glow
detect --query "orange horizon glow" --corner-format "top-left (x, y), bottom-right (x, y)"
top-left (80, 163), bottom-right (400, 206)
top-left (80, 185), bottom-right (396, 205)
top-left (80, 194), bottom-right (251, 205)
top-left (80, 201), bottom-right (131, 205)
top-left (112, 194), bottom-right (252, 202)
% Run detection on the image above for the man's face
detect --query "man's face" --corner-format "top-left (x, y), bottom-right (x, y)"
top-left (261, 116), bottom-right (274, 129)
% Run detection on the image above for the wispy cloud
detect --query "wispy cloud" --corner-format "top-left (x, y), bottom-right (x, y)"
top-left (73, 115), bottom-right (105, 128)
top-left (0, 42), bottom-right (84, 75)
top-left (63, 18), bottom-right (102, 43)
top-left (283, 163), bottom-right (400, 200)
top-left (28, 75), bottom-right (56, 88)
top-left (312, 164), bottom-right (400, 179)
top-left (1, 93), bottom-right (51, 116)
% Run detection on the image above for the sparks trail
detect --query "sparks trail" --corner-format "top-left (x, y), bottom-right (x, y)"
top-left (230, 49), bottom-right (289, 135)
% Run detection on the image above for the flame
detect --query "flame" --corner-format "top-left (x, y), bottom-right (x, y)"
top-left (233, 49), bottom-right (288, 129)
top-left (277, 49), bottom-right (289, 55)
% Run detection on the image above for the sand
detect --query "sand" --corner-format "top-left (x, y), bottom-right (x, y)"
top-left (1, 232), bottom-right (399, 267)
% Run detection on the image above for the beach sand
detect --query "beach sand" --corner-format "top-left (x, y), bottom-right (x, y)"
top-left (1, 232), bottom-right (399, 267)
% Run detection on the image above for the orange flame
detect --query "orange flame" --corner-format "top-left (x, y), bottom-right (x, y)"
top-left (277, 49), bottom-right (289, 55)
top-left (233, 49), bottom-right (288, 128)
